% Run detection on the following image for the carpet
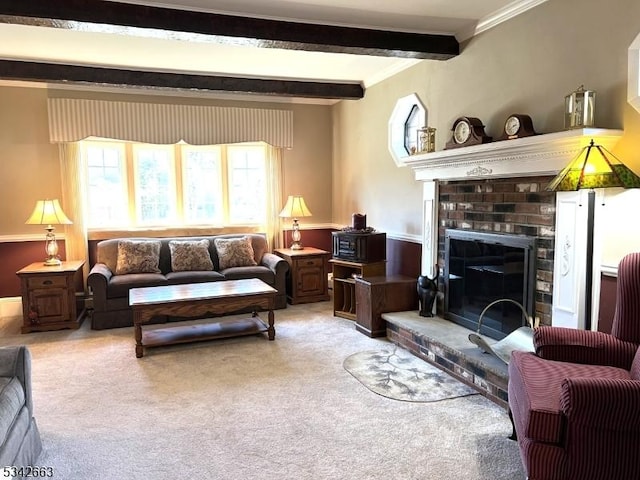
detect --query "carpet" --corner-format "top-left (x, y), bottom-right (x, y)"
top-left (0, 302), bottom-right (524, 480)
top-left (344, 347), bottom-right (479, 402)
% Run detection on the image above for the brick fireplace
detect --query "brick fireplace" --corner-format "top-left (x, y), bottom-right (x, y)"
top-left (382, 128), bottom-right (624, 406)
top-left (437, 175), bottom-right (556, 329)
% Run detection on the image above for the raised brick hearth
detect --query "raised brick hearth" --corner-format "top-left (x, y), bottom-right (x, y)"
top-left (383, 311), bottom-right (509, 408)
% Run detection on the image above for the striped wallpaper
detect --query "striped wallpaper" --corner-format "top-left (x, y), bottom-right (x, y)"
top-left (47, 98), bottom-right (294, 148)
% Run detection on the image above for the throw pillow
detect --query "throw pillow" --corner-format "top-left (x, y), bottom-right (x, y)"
top-left (115, 240), bottom-right (162, 275)
top-left (214, 236), bottom-right (258, 270)
top-left (169, 239), bottom-right (214, 272)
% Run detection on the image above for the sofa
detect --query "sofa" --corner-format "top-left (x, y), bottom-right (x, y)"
top-left (0, 346), bottom-right (42, 470)
top-left (88, 233), bottom-right (289, 330)
top-left (508, 251), bottom-right (640, 480)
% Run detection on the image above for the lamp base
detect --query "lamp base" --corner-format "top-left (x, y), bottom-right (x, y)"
top-left (290, 241), bottom-right (304, 251)
top-left (44, 257), bottom-right (62, 267)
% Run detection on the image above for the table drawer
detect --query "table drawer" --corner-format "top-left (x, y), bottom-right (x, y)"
top-left (296, 257), bottom-right (324, 268)
top-left (27, 276), bottom-right (68, 289)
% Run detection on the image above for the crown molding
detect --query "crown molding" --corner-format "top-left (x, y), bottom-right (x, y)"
top-left (457, 0), bottom-right (550, 41)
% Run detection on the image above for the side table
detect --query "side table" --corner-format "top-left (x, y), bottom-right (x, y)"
top-left (16, 260), bottom-right (86, 333)
top-left (274, 248), bottom-right (330, 304)
top-left (330, 259), bottom-right (386, 320)
top-left (355, 275), bottom-right (418, 337)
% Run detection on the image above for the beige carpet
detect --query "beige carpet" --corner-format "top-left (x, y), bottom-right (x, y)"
top-left (344, 347), bottom-right (478, 402)
top-left (0, 301), bottom-right (525, 480)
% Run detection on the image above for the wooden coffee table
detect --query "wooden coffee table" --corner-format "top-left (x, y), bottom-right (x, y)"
top-left (129, 278), bottom-right (277, 358)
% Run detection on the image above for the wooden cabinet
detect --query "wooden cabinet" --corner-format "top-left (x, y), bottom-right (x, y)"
top-left (17, 260), bottom-right (86, 333)
top-left (330, 259), bottom-right (385, 320)
top-left (274, 248), bottom-right (330, 304)
top-left (355, 275), bottom-right (418, 337)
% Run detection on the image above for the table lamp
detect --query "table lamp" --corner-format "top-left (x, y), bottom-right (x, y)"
top-left (279, 195), bottom-right (312, 250)
top-left (547, 139), bottom-right (640, 329)
top-left (25, 199), bottom-right (73, 266)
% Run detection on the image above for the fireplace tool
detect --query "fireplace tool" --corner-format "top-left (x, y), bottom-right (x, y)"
top-left (468, 298), bottom-right (537, 364)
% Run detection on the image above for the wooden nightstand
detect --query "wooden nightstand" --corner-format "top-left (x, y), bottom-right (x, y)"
top-left (274, 248), bottom-right (330, 304)
top-left (16, 260), bottom-right (86, 333)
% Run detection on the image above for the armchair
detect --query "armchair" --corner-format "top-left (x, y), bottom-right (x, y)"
top-left (508, 252), bottom-right (640, 480)
top-left (0, 346), bottom-right (42, 468)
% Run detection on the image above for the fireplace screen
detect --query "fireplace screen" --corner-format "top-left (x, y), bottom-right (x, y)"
top-left (444, 229), bottom-right (536, 340)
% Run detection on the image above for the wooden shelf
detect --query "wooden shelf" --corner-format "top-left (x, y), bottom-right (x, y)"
top-left (398, 128), bottom-right (623, 182)
top-left (330, 259), bottom-right (385, 320)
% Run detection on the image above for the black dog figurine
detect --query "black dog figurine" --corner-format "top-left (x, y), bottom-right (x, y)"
top-left (417, 267), bottom-right (439, 317)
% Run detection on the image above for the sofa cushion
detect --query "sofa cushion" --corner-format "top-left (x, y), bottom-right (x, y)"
top-left (0, 377), bottom-right (25, 446)
top-left (221, 265), bottom-right (275, 285)
top-left (509, 351), bottom-right (631, 444)
top-left (108, 273), bottom-right (167, 298)
top-left (115, 240), bottom-right (162, 275)
top-left (165, 271), bottom-right (226, 284)
top-left (169, 239), bottom-right (214, 272)
top-left (214, 236), bottom-right (258, 269)
top-left (631, 349), bottom-right (640, 380)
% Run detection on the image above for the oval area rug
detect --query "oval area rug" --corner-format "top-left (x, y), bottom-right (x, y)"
top-left (343, 347), bottom-right (478, 402)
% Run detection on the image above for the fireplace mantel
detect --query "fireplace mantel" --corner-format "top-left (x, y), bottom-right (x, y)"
top-left (401, 128), bottom-right (623, 182)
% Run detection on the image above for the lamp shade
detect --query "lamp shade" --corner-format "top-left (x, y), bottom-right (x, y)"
top-left (25, 199), bottom-right (73, 226)
top-left (547, 140), bottom-right (640, 192)
top-left (279, 195), bottom-right (312, 219)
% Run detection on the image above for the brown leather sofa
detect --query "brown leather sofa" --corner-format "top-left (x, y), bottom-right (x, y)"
top-left (88, 233), bottom-right (289, 329)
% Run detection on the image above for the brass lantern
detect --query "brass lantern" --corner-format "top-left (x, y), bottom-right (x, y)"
top-left (564, 85), bottom-right (596, 129)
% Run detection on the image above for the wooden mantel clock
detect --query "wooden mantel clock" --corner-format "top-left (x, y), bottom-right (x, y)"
top-left (445, 116), bottom-right (492, 149)
top-left (497, 114), bottom-right (537, 140)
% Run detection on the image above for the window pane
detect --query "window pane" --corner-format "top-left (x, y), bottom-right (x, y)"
top-left (85, 143), bottom-right (128, 227)
top-left (227, 146), bottom-right (267, 224)
top-left (134, 146), bottom-right (176, 224)
top-left (182, 147), bottom-right (223, 224)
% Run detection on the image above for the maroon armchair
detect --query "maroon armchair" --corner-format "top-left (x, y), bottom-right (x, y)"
top-left (508, 252), bottom-right (640, 480)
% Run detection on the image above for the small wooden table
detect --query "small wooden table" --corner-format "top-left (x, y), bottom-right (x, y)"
top-left (16, 260), bottom-right (86, 333)
top-left (355, 275), bottom-right (418, 337)
top-left (129, 279), bottom-right (276, 358)
top-left (274, 247), bottom-right (330, 304)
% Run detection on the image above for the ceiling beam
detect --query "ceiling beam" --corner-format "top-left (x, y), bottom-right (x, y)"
top-left (0, 0), bottom-right (459, 60)
top-left (0, 60), bottom-right (365, 100)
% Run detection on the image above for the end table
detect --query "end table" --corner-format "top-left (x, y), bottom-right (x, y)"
top-left (355, 275), bottom-right (418, 337)
top-left (16, 260), bottom-right (86, 333)
top-left (274, 248), bottom-right (330, 304)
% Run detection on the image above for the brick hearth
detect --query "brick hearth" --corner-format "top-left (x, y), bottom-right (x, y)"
top-left (383, 311), bottom-right (509, 409)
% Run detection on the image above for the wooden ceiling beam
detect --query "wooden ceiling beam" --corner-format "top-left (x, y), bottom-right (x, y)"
top-left (0, 60), bottom-right (365, 99)
top-left (0, 0), bottom-right (459, 60)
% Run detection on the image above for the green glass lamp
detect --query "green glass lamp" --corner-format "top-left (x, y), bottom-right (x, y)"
top-left (547, 139), bottom-right (640, 329)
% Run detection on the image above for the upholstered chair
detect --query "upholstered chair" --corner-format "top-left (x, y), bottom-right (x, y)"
top-left (508, 251), bottom-right (640, 480)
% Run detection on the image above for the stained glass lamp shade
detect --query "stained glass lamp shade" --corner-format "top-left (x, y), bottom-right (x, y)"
top-left (547, 139), bottom-right (640, 330)
top-left (547, 140), bottom-right (640, 191)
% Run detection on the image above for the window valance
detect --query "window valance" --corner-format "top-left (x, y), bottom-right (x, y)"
top-left (47, 98), bottom-right (294, 148)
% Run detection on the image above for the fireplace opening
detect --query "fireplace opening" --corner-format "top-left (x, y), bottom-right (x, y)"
top-left (444, 229), bottom-right (537, 340)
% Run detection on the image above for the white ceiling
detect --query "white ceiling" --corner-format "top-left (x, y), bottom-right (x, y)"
top-left (0, 0), bottom-right (547, 102)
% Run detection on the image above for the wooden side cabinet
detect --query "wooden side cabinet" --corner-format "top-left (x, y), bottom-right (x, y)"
top-left (330, 259), bottom-right (386, 320)
top-left (274, 248), bottom-right (330, 304)
top-left (16, 260), bottom-right (86, 333)
top-left (355, 275), bottom-right (418, 337)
